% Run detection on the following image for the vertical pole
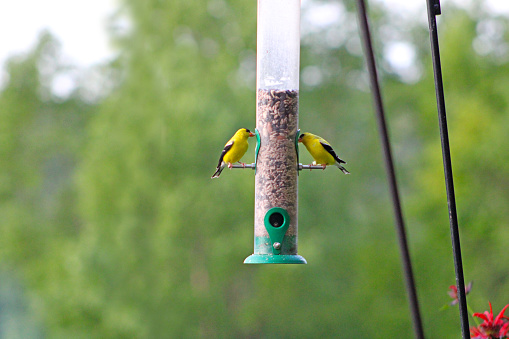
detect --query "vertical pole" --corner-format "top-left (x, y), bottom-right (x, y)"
top-left (425, 1), bottom-right (470, 337)
top-left (355, 0), bottom-right (425, 337)
top-left (245, 0), bottom-right (306, 264)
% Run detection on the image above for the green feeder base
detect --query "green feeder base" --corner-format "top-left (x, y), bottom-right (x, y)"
top-left (244, 254), bottom-right (307, 264)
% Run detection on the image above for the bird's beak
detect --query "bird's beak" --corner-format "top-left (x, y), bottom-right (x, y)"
top-left (249, 132), bottom-right (255, 137)
top-left (298, 136), bottom-right (302, 143)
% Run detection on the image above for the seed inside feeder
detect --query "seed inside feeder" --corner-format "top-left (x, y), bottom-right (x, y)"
top-left (255, 89), bottom-right (299, 254)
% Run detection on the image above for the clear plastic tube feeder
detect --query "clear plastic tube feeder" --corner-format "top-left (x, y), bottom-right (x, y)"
top-left (244, 0), bottom-right (306, 264)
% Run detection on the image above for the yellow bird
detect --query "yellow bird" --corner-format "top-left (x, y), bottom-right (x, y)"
top-left (211, 128), bottom-right (255, 178)
top-left (298, 132), bottom-right (350, 174)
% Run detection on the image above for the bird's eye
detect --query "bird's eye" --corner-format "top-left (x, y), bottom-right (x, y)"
top-left (299, 134), bottom-right (305, 139)
top-left (245, 128), bottom-right (251, 133)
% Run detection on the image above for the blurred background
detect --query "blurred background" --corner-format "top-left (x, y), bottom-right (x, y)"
top-left (1, 0), bottom-right (509, 337)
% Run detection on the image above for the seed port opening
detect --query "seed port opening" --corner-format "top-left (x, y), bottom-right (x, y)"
top-left (269, 212), bottom-right (284, 228)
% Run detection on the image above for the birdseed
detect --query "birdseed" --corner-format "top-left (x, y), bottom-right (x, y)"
top-left (255, 89), bottom-right (299, 254)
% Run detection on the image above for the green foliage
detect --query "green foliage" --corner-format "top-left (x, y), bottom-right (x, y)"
top-left (2, 1), bottom-right (509, 338)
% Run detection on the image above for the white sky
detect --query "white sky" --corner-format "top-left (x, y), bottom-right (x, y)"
top-left (0, 0), bottom-right (117, 69)
top-left (1, 0), bottom-right (509, 72)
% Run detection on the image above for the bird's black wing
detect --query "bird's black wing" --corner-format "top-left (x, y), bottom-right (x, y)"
top-left (216, 140), bottom-right (234, 167)
top-left (320, 141), bottom-right (346, 164)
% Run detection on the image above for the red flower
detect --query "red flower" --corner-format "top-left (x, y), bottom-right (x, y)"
top-left (448, 281), bottom-right (473, 306)
top-left (470, 302), bottom-right (509, 339)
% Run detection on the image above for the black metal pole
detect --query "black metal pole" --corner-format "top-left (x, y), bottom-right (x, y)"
top-left (355, 1), bottom-right (425, 338)
top-left (425, 1), bottom-right (470, 338)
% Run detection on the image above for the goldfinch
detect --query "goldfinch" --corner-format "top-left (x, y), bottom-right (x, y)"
top-left (298, 132), bottom-right (350, 174)
top-left (211, 128), bottom-right (255, 178)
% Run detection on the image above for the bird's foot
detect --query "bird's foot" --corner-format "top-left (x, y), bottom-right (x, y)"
top-left (228, 163), bottom-right (233, 169)
top-left (238, 162), bottom-right (246, 168)
top-left (322, 164), bottom-right (327, 170)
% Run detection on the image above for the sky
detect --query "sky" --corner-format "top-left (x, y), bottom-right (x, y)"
top-left (0, 0), bottom-right (117, 69)
top-left (1, 0), bottom-right (509, 77)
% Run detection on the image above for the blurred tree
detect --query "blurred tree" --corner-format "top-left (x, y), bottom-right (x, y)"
top-left (0, 31), bottom-right (97, 337)
top-left (2, 1), bottom-right (509, 338)
top-left (0, 272), bottom-right (44, 338)
top-left (69, 0), bottom-right (414, 336)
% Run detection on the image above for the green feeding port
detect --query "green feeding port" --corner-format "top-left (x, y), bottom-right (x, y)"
top-left (254, 128), bottom-right (261, 174)
top-left (244, 207), bottom-right (307, 264)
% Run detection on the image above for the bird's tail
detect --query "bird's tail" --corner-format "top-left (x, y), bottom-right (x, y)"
top-left (335, 162), bottom-right (350, 174)
top-left (211, 163), bottom-right (225, 178)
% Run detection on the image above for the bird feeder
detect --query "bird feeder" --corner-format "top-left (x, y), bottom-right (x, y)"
top-left (243, 0), bottom-right (307, 264)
